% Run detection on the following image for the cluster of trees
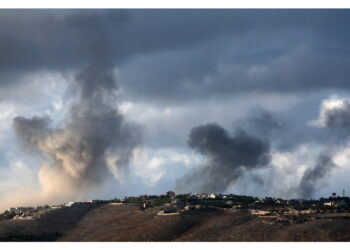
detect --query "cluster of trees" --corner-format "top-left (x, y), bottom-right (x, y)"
top-left (122, 194), bottom-right (173, 207)
top-left (175, 193), bottom-right (257, 208)
top-left (0, 211), bottom-right (15, 221)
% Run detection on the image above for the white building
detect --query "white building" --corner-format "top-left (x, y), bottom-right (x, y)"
top-left (324, 201), bottom-right (335, 207)
top-left (65, 201), bottom-right (75, 207)
top-left (250, 210), bottom-right (270, 215)
top-left (209, 193), bottom-right (216, 199)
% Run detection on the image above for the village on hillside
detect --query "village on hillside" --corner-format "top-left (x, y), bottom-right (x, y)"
top-left (2, 191), bottom-right (350, 226)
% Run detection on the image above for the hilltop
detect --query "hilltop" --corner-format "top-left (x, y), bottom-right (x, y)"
top-left (2, 192), bottom-right (350, 241)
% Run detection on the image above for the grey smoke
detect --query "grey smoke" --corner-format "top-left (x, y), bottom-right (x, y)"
top-left (11, 10), bottom-right (140, 199)
top-left (13, 66), bottom-right (140, 196)
top-left (297, 97), bottom-right (350, 200)
top-left (13, 115), bottom-right (51, 154)
top-left (237, 109), bottom-right (282, 140)
top-left (176, 123), bottom-right (270, 194)
top-left (13, 66), bottom-right (140, 197)
top-left (300, 154), bottom-right (337, 199)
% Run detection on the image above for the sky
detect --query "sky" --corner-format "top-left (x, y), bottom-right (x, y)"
top-left (1, 9), bottom-right (350, 209)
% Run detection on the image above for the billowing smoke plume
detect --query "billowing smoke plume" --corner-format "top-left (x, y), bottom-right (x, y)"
top-left (12, 67), bottom-right (139, 203)
top-left (298, 96), bottom-right (350, 199)
top-left (12, 67), bottom-right (140, 203)
top-left (176, 123), bottom-right (270, 193)
top-left (11, 17), bottom-right (141, 203)
top-left (4, 11), bottom-right (142, 207)
top-left (299, 154), bottom-right (337, 199)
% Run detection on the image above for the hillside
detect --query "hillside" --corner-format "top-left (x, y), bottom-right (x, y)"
top-left (60, 204), bottom-right (350, 241)
top-left (2, 203), bottom-right (350, 241)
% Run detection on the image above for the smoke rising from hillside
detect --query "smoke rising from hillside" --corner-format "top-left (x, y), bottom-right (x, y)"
top-left (299, 154), bottom-right (337, 199)
top-left (299, 96), bottom-right (350, 199)
top-left (11, 66), bottom-right (140, 205)
top-left (176, 123), bottom-right (270, 194)
top-left (0, 11), bottom-right (142, 208)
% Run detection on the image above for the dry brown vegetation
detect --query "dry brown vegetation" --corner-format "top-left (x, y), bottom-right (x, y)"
top-left (2, 203), bottom-right (350, 241)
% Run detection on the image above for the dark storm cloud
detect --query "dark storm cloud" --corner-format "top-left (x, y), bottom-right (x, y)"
top-left (0, 10), bottom-right (129, 73)
top-left (119, 38), bottom-right (350, 102)
top-left (0, 9), bottom-right (256, 75)
top-left (176, 123), bottom-right (270, 193)
top-left (300, 154), bottom-right (338, 199)
top-left (1, 9), bottom-right (350, 102)
top-left (117, 10), bottom-right (350, 102)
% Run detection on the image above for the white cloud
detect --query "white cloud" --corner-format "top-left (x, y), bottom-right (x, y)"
top-left (0, 103), bottom-right (17, 141)
top-left (130, 147), bottom-right (201, 187)
top-left (307, 95), bottom-right (348, 127)
top-left (267, 143), bottom-right (324, 199)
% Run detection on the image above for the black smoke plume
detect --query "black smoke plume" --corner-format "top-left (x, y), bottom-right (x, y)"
top-left (176, 123), bottom-right (270, 193)
top-left (299, 154), bottom-right (337, 199)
